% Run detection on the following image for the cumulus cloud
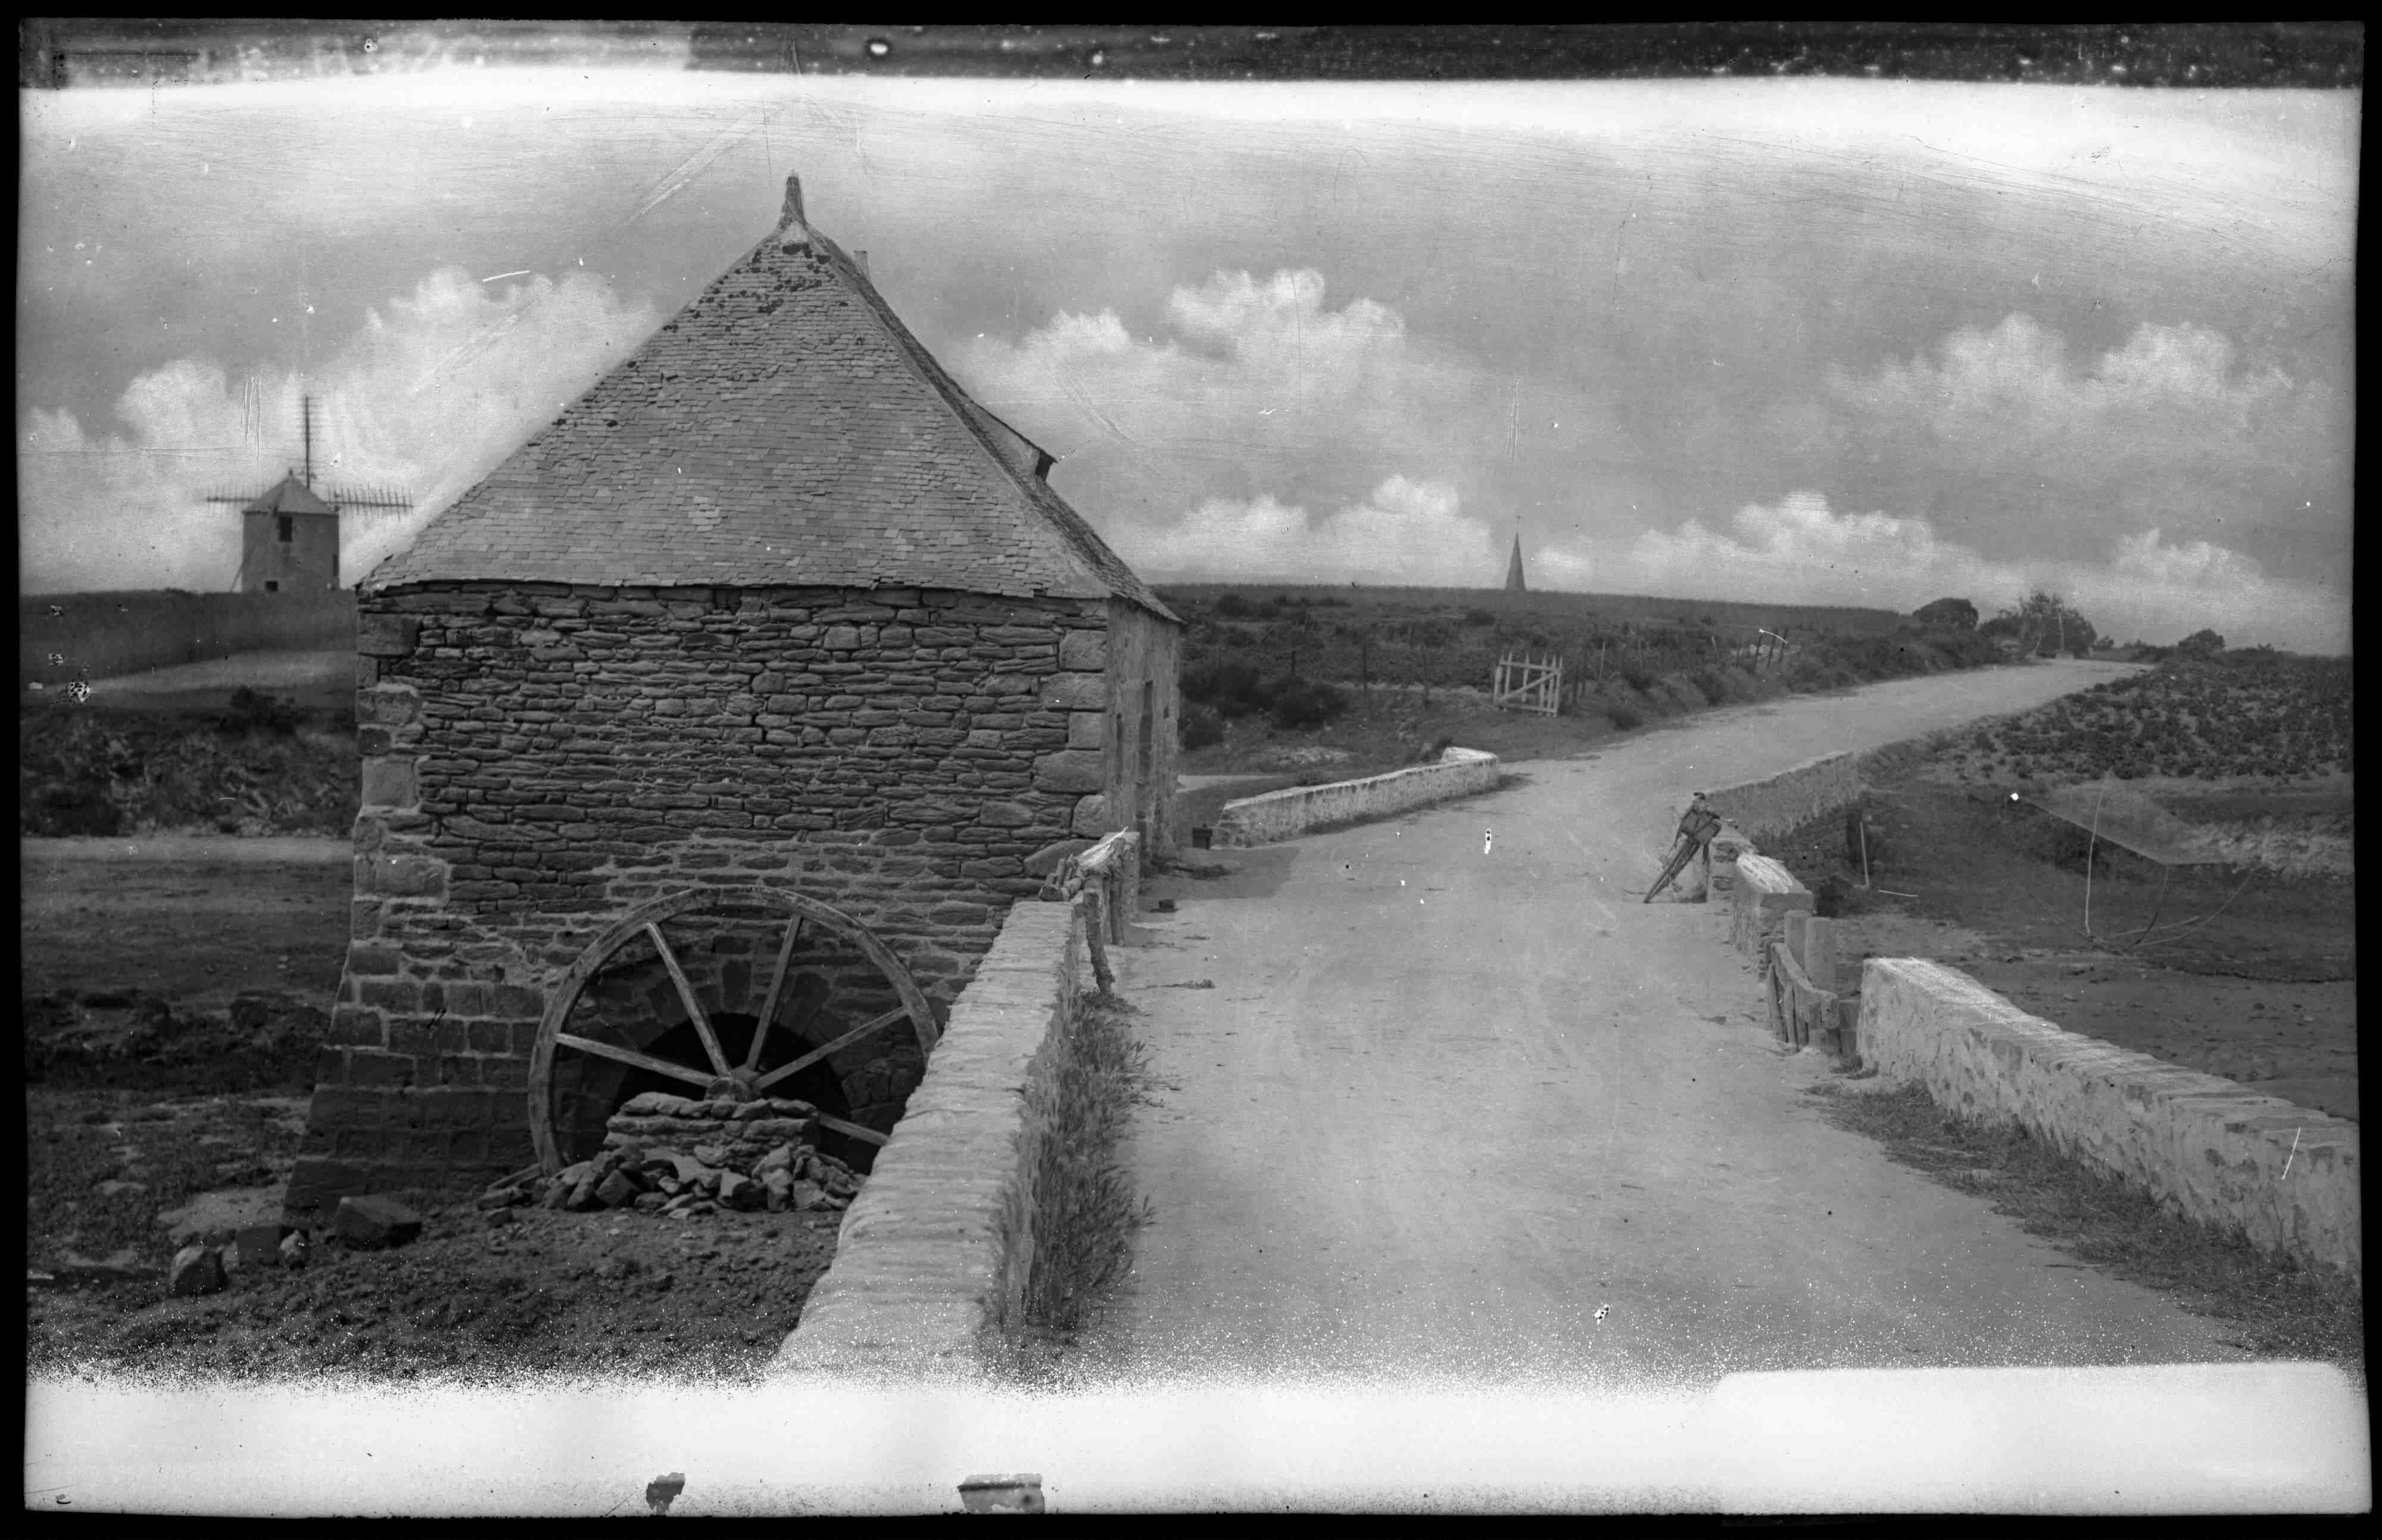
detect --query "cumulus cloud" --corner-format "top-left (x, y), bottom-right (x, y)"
top-left (1825, 313), bottom-right (2343, 557)
top-left (1838, 313), bottom-right (2297, 442)
top-left (1132, 476), bottom-right (1496, 587)
top-left (18, 269), bottom-right (659, 593)
top-left (1567, 491), bottom-right (2345, 654)
top-left (952, 268), bottom-right (1514, 536)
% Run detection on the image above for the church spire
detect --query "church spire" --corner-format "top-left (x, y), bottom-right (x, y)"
top-left (1504, 526), bottom-right (1526, 592)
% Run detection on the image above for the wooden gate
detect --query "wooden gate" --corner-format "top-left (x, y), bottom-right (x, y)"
top-left (1766, 929), bottom-right (1856, 1062)
top-left (1492, 650), bottom-right (1563, 716)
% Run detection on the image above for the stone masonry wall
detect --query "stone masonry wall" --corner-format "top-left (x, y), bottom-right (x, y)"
top-left (285, 579), bottom-right (1144, 1218)
top-left (1729, 853), bottom-right (1813, 980)
top-left (1210, 748), bottom-right (1502, 848)
top-left (1703, 750), bottom-right (1863, 846)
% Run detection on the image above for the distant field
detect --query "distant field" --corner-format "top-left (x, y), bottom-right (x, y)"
top-left (21, 588), bottom-right (354, 688)
top-left (76, 649), bottom-right (354, 715)
top-left (1158, 581), bottom-right (2003, 727)
top-left (1154, 582), bottom-right (1906, 637)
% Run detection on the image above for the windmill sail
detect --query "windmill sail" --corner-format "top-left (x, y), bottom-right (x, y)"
top-left (206, 392), bottom-right (413, 590)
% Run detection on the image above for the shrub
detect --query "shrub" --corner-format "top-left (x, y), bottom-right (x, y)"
top-left (1268, 679), bottom-right (1349, 731)
top-left (1182, 659), bottom-right (1270, 717)
top-left (1463, 607), bottom-right (1495, 626)
top-left (1691, 668), bottom-right (1731, 704)
top-left (1913, 596), bottom-right (1979, 630)
top-left (2177, 628), bottom-right (2226, 659)
top-left (1213, 592), bottom-right (1252, 619)
top-left (216, 687), bottom-right (304, 736)
top-left (1620, 666), bottom-right (1657, 692)
top-left (1178, 702), bottom-right (1226, 751)
top-left (1923, 628), bottom-right (2003, 669)
top-left (30, 782), bottom-right (123, 837)
top-left (1607, 704), bottom-right (1643, 731)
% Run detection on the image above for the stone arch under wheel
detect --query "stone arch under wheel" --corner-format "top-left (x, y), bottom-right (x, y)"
top-left (528, 889), bottom-right (940, 1176)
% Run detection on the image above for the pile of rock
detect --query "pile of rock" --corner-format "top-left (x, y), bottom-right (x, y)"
top-left (164, 1195), bottom-right (414, 1296)
top-left (479, 1093), bottom-right (866, 1220)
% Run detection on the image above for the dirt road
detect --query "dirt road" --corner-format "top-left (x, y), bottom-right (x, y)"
top-left (1084, 660), bottom-right (2258, 1383)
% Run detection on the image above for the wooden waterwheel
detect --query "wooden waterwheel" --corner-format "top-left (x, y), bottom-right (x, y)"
top-left (527, 889), bottom-right (939, 1174)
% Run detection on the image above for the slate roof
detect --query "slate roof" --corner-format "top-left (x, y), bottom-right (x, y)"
top-left (245, 474), bottom-right (337, 516)
top-left (370, 176), bottom-right (1176, 624)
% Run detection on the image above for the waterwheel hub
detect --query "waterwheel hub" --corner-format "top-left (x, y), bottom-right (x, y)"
top-left (706, 1070), bottom-right (762, 1103)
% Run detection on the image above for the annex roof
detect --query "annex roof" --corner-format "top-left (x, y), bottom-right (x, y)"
top-left (369, 176), bottom-right (1175, 624)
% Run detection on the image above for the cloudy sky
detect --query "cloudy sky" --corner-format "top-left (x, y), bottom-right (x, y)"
top-left (18, 67), bottom-right (2356, 650)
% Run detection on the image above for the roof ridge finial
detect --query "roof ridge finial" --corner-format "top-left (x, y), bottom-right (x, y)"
top-left (778, 174), bottom-right (807, 238)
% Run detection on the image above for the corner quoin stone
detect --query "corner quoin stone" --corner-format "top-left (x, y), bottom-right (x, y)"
top-left (1058, 630), bottom-right (1107, 671)
top-left (1033, 749), bottom-right (1105, 794)
top-left (359, 757), bottom-right (419, 808)
top-left (357, 853), bottom-right (448, 899)
top-left (1039, 672), bottom-right (1106, 711)
top-left (356, 613), bottom-right (420, 657)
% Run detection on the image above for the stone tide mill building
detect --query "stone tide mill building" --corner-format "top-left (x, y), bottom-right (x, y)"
top-left (283, 176), bottom-right (1183, 1217)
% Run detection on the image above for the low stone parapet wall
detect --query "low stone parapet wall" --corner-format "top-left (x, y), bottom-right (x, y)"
top-left (771, 900), bottom-right (1084, 1379)
top-left (1859, 958), bottom-right (2361, 1286)
top-left (1730, 853), bottom-right (1812, 973)
top-left (1210, 748), bottom-right (1501, 848)
top-left (1703, 750), bottom-right (1863, 844)
top-left (1692, 821), bottom-right (1753, 905)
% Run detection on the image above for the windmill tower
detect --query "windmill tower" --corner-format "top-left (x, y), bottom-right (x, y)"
top-left (1504, 525), bottom-right (1527, 593)
top-left (207, 394), bottom-right (413, 593)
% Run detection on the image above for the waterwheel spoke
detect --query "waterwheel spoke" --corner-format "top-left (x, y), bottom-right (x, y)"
top-left (553, 1031), bottom-right (716, 1089)
top-left (813, 1112), bottom-right (890, 1149)
top-left (745, 916), bottom-right (804, 1073)
top-left (752, 1004), bottom-right (908, 1093)
top-left (647, 921), bottom-right (731, 1076)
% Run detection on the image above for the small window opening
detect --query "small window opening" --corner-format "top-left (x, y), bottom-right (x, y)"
top-left (264, 581), bottom-right (279, 592)
top-left (277, 515), bottom-right (294, 543)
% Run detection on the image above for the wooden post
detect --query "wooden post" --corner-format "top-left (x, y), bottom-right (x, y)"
top-left (1079, 890), bottom-right (1114, 996)
top-left (1805, 916), bottom-right (1842, 995)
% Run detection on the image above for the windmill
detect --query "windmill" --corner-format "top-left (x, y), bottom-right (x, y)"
top-left (207, 394), bottom-right (413, 593)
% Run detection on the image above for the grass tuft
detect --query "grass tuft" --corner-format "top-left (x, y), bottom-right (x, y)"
top-left (1018, 993), bottom-right (1161, 1345)
top-left (1810, 1079), bottom-right (2362, 1375)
